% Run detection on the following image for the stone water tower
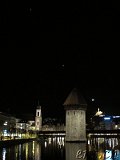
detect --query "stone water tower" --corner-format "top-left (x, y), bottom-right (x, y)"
top-left (63, 88), bottom-right (87, 142)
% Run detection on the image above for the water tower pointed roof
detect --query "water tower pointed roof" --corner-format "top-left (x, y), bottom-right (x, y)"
top-left (63, 88), bottom-right (87, 106)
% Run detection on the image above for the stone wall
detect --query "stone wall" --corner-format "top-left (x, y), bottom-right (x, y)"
top-left (66, 109), bottom-right (86, 141)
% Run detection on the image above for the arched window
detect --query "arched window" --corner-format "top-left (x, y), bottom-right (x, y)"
top-left (38, 112), bottom-right (39, 116)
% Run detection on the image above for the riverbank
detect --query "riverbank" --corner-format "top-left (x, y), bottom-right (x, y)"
top-left (0, 138), bottom-right (37, 148)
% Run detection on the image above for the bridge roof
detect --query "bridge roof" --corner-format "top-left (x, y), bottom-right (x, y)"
top-left (63, 88), bottom-right (87, 106)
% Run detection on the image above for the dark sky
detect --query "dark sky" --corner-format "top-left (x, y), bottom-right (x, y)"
top-left (0, 2), bottom-right (120, 119)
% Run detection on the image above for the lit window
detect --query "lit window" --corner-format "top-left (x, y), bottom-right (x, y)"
top-left (104, 117), bottom-right (111, 120)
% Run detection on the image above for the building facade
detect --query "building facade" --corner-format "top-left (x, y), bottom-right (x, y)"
top-left (91, 109), bottom-right (120, 130)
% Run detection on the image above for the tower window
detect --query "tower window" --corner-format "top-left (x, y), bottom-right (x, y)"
top-left (37, 112), bottom-right (39, 116)
top-left (37, 122), bottom-right (39, 125)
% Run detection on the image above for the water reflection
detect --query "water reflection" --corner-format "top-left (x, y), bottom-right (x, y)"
top-left (42, 136), bottom-right (65, 160)
top-left (2, 148), bottom-right (6, 160)
top-left (18, 144), bottom-right (22, 160)
top-left (35, 142), bottom-right (41, 160)
top-left (66, 142), bottom-right (86, 160)
top-left (87, 137), bottom-right (120, 159)
top-left (1, 137), bottom-right (120, 159)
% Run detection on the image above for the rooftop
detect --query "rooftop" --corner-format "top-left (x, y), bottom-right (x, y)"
top-left (63, 88), bottom-right (87, 106)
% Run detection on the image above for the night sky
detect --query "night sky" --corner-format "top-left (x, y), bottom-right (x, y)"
top-left (0, 2), bottom-right (120, 119)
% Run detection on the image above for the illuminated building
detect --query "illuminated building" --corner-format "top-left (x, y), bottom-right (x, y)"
top-left (16, 120), bottom-right (29, 131)
top-left (95, 108), bottom-right (104, 116)
top-left (0, 112), bottom-right (16, 139)
top-left (91, 109), bottom-right (120, 130)
top-left (35, 106), bottom-right (42, 131)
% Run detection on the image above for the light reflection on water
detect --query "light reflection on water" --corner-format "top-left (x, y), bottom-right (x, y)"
top-left (2, 148), bottom-right (6, 160)
top-left (87, 137), bottom-right (120, 159)
top-left (66, 143), bottom-right (86, 160)
top-left (0, 137), bottom-right (120, 160)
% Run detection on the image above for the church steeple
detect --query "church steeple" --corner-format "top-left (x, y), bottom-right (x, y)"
top-left (36, 106), bottom-right (41, 117)
top-left (35, 104), bottom-right (42, 131)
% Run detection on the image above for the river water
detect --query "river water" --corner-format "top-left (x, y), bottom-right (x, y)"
top-left (0, 136), bottom-right (120, 160)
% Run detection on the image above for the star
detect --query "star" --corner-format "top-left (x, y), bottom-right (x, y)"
top-left (92, 98), bottom-right (95, 102)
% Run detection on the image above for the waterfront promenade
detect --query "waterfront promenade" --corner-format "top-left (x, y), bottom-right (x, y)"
top-left (1, 129), bottom-right (120, 149)
top-left (87, 129), bottom-right (120, 138)
top-left (0, 137), bottom-right (37, 148)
